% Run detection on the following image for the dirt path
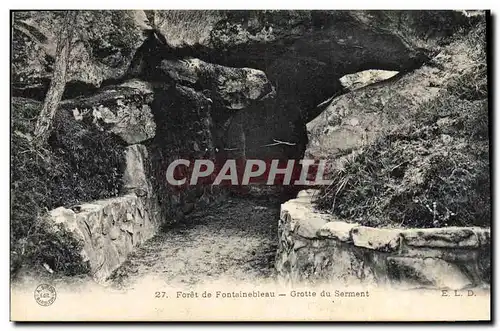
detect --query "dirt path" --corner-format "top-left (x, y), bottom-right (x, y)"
top-left (109, 196), bottom-right (280, 289)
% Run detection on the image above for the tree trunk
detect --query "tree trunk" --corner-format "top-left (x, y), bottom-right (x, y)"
top-left (33, 12), bottom-right (76, 145)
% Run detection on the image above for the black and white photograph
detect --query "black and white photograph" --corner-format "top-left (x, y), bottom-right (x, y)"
top-left (8, 8), bottom-right (491, 321)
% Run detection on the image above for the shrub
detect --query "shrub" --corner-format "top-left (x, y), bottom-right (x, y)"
top-left (315, 125), bottom-right (489, 228)
top-left (11, 97), bottom-right (126, 278)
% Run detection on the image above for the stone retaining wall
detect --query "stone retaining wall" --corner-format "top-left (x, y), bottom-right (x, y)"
top-left (276, 190), bottom-right (490, 289)
top-left (49, 144), bottom-right (162, 283)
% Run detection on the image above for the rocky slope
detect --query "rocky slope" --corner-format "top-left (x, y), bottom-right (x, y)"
top-left (310, 18), bottom-right (489, 228)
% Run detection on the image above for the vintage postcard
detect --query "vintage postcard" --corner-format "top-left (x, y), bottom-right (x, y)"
top-left (10, 9), bottom-right (491, 321)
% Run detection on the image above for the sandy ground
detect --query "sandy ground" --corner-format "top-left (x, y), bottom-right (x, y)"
top-left (12, 195), bottom-right (281, 293)
top-left (108, 196), bottom-right (280, 290)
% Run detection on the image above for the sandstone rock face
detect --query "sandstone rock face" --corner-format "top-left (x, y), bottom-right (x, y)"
top-left (12, 10), bottom-right (468, 160)
top-left (147, 83), bottom-right (228, 225)
top-left (160, 58), bottom-right (275, 110)
top-left (306, 64), bottom-right (442, 164)
top-left (155, 11), bottom-right (468, 52)
top-left (276, 190), bottom-right (490, 289)
top-left (122, 144), bottom-right (152, 194)
top-left (305, 20), bottom-right (483, 170)
top-left (155, 11), bottom-right (471, 115)
top-left (59, 80), bottom-right (156, 144)
top-left (12, 10), bottom-right (147, 95)
top-left (339, 70), bottom-right (399, 91)
top-left (351, 226), bottom-right (401, 252)
top-left (203, 11), bottom-right (471, 162)
top-left (12, 10), bottom-right (471, 105)
top-left (153, 11), bottom-right (456, 162)
top-left (317, 221), bottom-right (358, 242)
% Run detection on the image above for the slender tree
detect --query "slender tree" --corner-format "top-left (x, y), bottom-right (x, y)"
top-left (34, 11), bottom-right (77, 145)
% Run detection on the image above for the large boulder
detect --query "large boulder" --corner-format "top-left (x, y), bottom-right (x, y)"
top-left (305, 17), bottom-right (487, 169)
top-left (59, 79), bottom-right (156, 145)
top-left (12, 10), bottom-right (149, 97)
top-left (159, 58), bottom-right (275, 110)
top-left (153, 11), bottom-right (474, 114)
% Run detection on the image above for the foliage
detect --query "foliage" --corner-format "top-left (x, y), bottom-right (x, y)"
top-left (11, 98), bottom-right (126, 277)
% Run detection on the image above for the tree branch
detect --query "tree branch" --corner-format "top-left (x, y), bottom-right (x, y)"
top-left (261, 139), bottom-right (297, 147)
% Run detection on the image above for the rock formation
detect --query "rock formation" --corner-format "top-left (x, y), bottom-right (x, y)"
top-left (13, 10), bottom-right (472, 161)
top-left (11, 10), bottom-right (488, 284)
